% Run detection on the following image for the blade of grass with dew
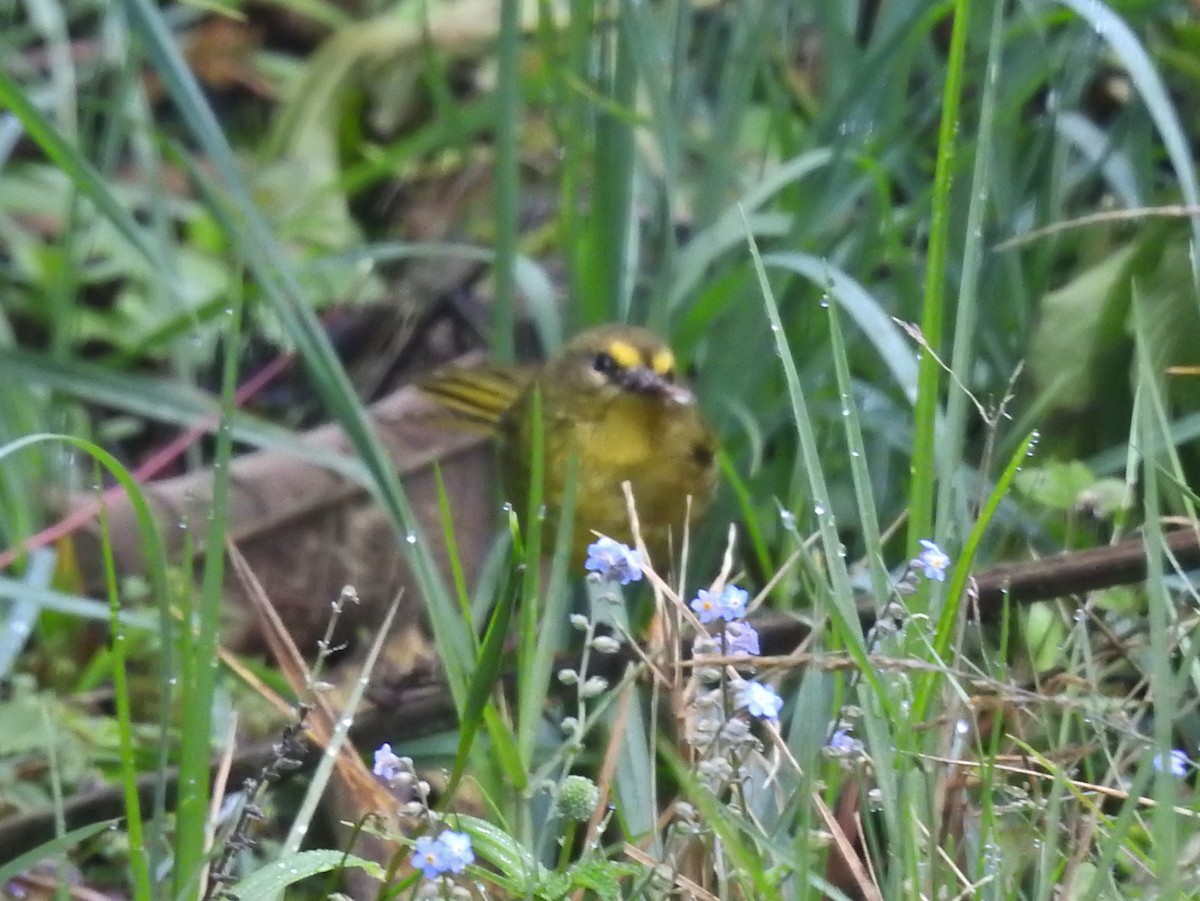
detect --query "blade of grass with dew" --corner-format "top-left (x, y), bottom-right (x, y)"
top-left (173, 293), bottom-right (240, 893)
top-left (936, 0), bottom-right (1004, 536)
top-left (94, 481), bottom-right (150, 901)
top-left (435, 496), bottom-right (530, 803)
top-left (908, 0), bottom-right (972, 568)
top-left (743, 218), bottom-right (885, 685)
top-left (821, 291), bottom-right (916, 882)
top-left (826, 291), bottom-right (891, 607)
top-left (119, 0), bottom-right (476, 710)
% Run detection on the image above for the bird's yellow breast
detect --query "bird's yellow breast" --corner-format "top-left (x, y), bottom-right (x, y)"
top-left (506, 388), bottom-right (714, 563)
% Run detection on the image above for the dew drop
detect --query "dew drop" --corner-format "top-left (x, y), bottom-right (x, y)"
top-left (405, 532), bottom-right (418, 545)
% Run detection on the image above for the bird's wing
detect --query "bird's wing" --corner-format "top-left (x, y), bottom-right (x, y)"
top-left (417, 362), bottom-right (536, 431)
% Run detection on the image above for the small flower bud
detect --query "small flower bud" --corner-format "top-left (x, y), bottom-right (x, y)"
top-left (580, 676), bottom-right (609, 698)
top-left (590, 635), bottom-right (621, 654)
top-left (556, 775), bottom-right (600, 821)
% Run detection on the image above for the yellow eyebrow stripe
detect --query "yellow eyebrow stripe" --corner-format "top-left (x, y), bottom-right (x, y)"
top-left (650, 348), bottom-right (675, 376)
top-left (607, 340), bottom-right (642, 370)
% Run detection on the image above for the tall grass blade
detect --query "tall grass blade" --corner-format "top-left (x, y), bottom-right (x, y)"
top-left (172, 294), bottom-right (240, 893)
top-left (909, 0), bottom-right (972, 562)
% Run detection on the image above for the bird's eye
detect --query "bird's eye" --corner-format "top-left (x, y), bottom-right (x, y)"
top-left (592, 352), bottom-right (617, 375)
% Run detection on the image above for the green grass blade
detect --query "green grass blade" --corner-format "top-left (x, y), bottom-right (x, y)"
top-left (96, 493), bottom-right (151, 901)
top-left (0, 819), bottom-right (120, 878)
top-left (936, 0), bottom-right (1004, 533)
top-left (908, 0), bottom-right (972, 566)
top-left (741, 212), bottom-right (884, 688)
top-left (172, 295), bottom-right (240, 893)
top-left (448, 561), bottom-right (523, 796)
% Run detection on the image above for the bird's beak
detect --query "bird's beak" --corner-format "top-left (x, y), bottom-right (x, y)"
top-left (620, 367), bottom-right (695, 405)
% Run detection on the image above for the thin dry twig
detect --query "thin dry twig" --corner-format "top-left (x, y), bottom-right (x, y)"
top-left (993, 204), bottom-right (1200, 251)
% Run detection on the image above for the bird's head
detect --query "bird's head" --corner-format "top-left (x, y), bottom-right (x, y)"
top-left (546, 325), bottom-right (696, 406)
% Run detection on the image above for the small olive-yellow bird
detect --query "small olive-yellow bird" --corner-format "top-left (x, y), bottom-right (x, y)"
top-left (420, 324), bottom-right (717, 565)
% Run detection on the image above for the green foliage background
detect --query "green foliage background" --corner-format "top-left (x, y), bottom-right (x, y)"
top-left (5, 0), bottom-right (1200, 897)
